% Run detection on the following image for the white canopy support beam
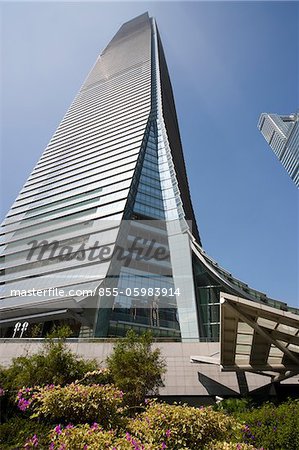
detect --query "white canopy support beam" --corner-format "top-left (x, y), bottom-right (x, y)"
top-left (220, 293), bottom-right (299, 376)
top-left (223, 300), bottom-right (299, 367)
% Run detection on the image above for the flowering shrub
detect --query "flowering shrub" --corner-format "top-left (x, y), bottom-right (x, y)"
top-left (239, 399), bottom-right (299, 450)
top-left (48, 423), bottom-right (156, 450)
top-left (17, 383), bottom-right (126, 429)
top-left (76, 368), bottom-right (113, 386)
top-left (208, 443), bottom-right (259, 450)
top-left (128, 401), bottom-right (241, 449)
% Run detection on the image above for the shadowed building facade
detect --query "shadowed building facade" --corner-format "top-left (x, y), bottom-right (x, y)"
top-left (1, 14), bottom-right (298, 349)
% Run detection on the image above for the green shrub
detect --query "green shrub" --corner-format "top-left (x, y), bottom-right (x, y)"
top-left (128, 401), bottom-right (241, 449)
top-left (239, 399), bottom-right (299, 450)
top-left (107, 330), bottom-right (166, 408)
top-left (214, 398), bottom-right (253, 415)
top-left (0, 326), bottom-right (98, 395)
top-left (20, 383), bottom-right (126, 429)
top-left (0, 416), bottom-right (51, 450)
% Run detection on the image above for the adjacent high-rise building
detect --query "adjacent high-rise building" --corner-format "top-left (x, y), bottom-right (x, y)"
top-left (258, 112), bottom-right (299, 187)
top-left (1, 14), bottom-right (298, 341)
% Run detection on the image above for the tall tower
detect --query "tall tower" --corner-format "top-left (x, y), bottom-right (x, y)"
top-left (258, 112), bottom-right (299, 187)
top-left (1, 14), bottom-right (296, 340)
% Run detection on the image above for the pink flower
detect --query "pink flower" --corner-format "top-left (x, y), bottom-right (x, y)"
top-left (126, 432), bottom-right (132, 442)
top-left (161, 443), bottom-right (167, 450)
top-left (18, 398), bottom-right (31, 411)
top-left (54, 425), bottom-right (62, 435)
top-left (91, 422), bottom-right (98, 430)
top-left (165, 429), bottom-right (171, 438)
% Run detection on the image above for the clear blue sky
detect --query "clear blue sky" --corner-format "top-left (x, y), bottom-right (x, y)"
top-left (1, 2), bottom-right (298, 307)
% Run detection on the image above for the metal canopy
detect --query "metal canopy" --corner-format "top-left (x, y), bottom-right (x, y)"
top-left (220, 293), bottom-right (299, 377)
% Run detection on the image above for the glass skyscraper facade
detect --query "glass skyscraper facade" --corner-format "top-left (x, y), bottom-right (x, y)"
top-left (1, 14), bottom-right (298, 340)
top-left (258, 112), bottom-right (299, 187)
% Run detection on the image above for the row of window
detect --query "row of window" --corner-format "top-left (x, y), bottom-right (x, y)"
top-left (1, 233), bottom-right (91, 265)
top-left (137, 182), bottom-right (163, 199)
top-left (43, 90), bottom-right (150, 160)
top-left (40, 95), bottom-right (150, 162)
top-left (2, 212), bottom-right (122, 259)
top-left (6, 177), bottom-right (131, 222)
top-left (21, 196), bottom-right (101, 223)
top-left (22, 147), bottom-right (140, 195)
top-left (2, 197), bottom-right (125, 246)
top-left (139, 173), bottom-right (161, 190)
top-left (11, 207), bottom-right (98, 239)
top-left (54, 64), bottom-right (149, 125)
top-left (76, 55), bottom-right (149, 109)
top-left (20, 153), bottom-right (137, 201)
top-left (47, 75), bottom-right (150, 149)
top-left (75, 64), bottom-right (149, 104)
top-left (32, 110), bottom-right (148, 175)
top-left (83, 45), bottom-right (150, 89)
top-left (24, 188), bottom-right (102, 219)
top-left (10, 168), bottom-right (134, 214)
top-left (1, 219), bottom-right (93, 253)
top-left (5, 189), bottom-right (127, 239)
top-left (16, 161), bottom-right (136, 206)
top-left (135, 192), bottom-right (163, 209)
top-left (134, 202), bottom-right (165, 220)
top-left (0, 257), bottom-right (110, 292)
top-left (28, 120), bottom-right (147, 183)
top-left (6, 237), bottom-right (103, 278)
top-left (140, 166), bottom-right (161, 182)
top-left (2, 239), bottom-right (115, 276)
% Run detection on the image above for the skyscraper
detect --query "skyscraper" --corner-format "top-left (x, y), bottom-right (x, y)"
top-left (258, 112), bottom-right (299, 187)
top-left (1, 13), bottom-right (297, 340)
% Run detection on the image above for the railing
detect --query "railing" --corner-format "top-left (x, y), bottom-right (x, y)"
top-left (0, 336), bottom-right (218, 343)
